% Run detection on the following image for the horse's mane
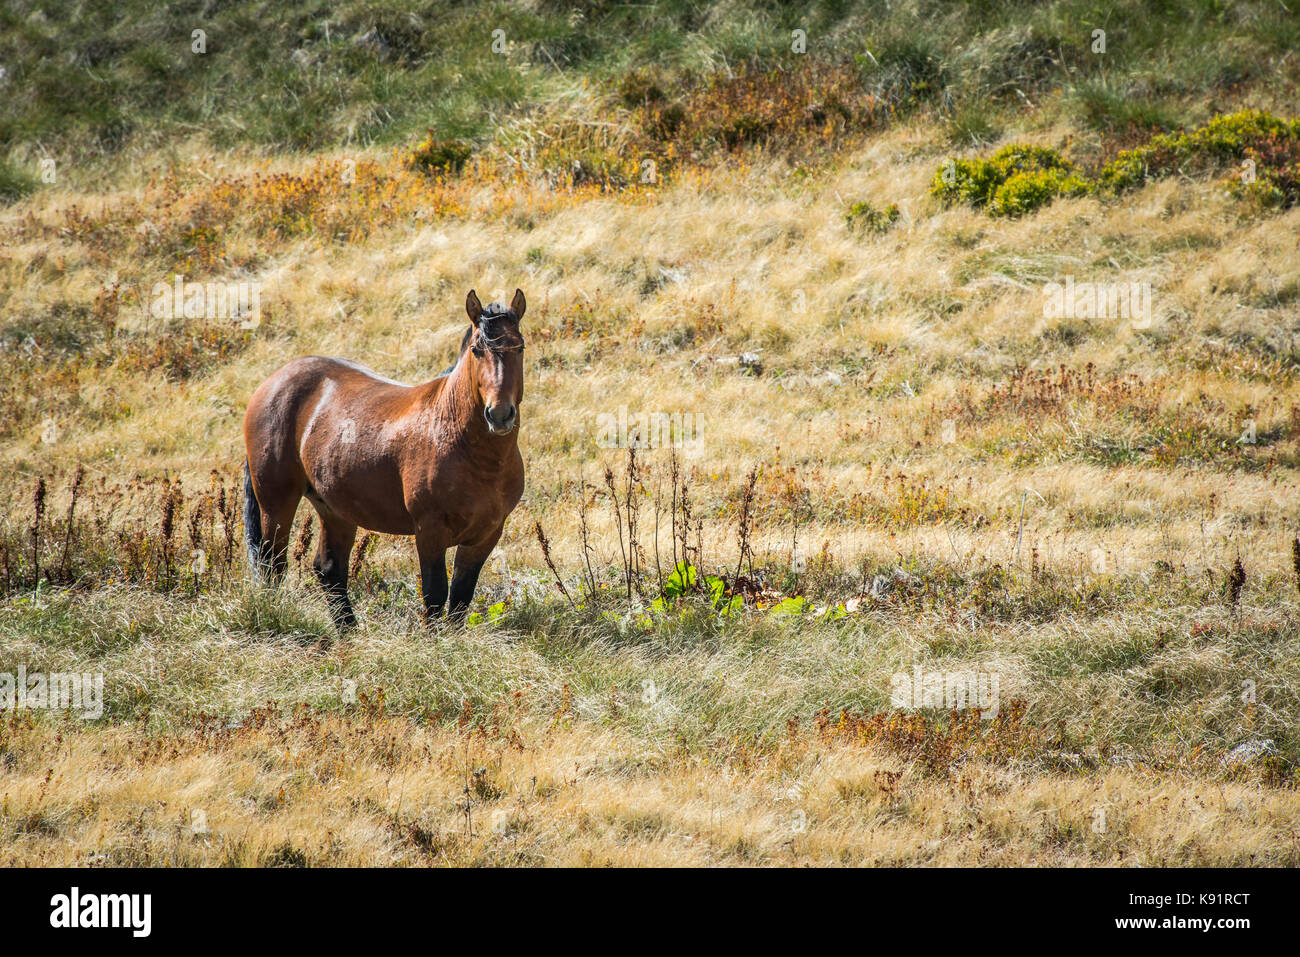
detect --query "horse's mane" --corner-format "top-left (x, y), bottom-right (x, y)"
top-left (436, 327), bottom-right (474, 379)
top-left (436, 306), bottom-right (516, 378)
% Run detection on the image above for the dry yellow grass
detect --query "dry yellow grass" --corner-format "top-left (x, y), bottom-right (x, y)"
top-left (6, 120), bottom-right (1296, 575)
top-left (5, 710), bottom-right (1297, 867)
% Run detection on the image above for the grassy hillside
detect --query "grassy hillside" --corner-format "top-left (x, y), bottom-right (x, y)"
top-left (2, 0), bottom-right (1300, 865)
top-left (4, 0), bottom-right (1299, 167)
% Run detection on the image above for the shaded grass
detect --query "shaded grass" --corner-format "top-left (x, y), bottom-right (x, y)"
top-left (3, 0), bottom-right (1299, 184)
top-left (3, 563), bottom-right (1296, 779)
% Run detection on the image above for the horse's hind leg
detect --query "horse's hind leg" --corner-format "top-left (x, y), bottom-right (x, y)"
top-left (311, 507), bottom-right (358, 629)
top-left (257, 489), bottom-right (302, 585)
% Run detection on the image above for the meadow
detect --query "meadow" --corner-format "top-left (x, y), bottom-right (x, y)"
top-left (2, 0), bottom-right (1300, 865)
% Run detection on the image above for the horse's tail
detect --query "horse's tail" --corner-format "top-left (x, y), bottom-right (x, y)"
top-left (243, 459), bottom-right (265, 579)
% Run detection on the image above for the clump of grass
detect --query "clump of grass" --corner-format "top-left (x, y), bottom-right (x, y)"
top-left (943, 96), bottom-right (1001, 147)
top-left (1069, 79), bottom-right (1177, 136)
top-left (609, 58), bottom-right (888, 180)
top-left (260, 841), bottom-right (310, 868)
top-left (855, 35), bottom-right (949, 108)
top-left (617, 70), bottom-right (666, 109)
top-left (945, 364), bottom-right (1282, 470)
top-left (814, 700), bottom-right (1037, 776)
top-left (0, 294), bottom-right (250, 442)
top-left (512, 117), bottom-right (647, 191)
top-left (0, 156), bottom-right (38, 204)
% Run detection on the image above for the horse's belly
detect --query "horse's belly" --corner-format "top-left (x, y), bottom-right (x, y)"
top-left (303, 441), bottom-right (413, 535)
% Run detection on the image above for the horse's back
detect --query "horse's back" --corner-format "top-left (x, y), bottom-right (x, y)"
top-left (246, 357), bottom-right (412, 428)
top-left (244, 356), bottom-right (425, 534)
top-left (244, 357), bottom-right (320, 460)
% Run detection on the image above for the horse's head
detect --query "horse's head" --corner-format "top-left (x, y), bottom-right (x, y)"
top-left (465, 288), bottom-right (526, 435)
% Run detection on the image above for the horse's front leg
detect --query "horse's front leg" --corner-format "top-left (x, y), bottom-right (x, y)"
top-left (415, 530), bottom-right (450, 624)
top-left (448, 526), bottom-right (503, 622)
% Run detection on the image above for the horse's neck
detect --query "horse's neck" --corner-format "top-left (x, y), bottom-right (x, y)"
top-left (426, 355), bottom-right (478, 422)
top-left (422, 357), bottom-right (517, 462)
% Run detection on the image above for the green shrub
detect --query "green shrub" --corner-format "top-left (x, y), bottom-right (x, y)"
top-left (404, 134), bottom-right (472, 175)
top-left (1095, 109), bottom-right (1300, 193)
top-left (989, 168), bottom-right (1090, 217)
top-left (1227, 135), bottom-right (1300, 209)
top-left (935, 110), bottom-right (1300, 218)
top-left (845, 200), bottom-right (900, 234)
top-left (618, 71), bottom-right (665, 109)
top-left (930, 143), bottom-right (1078, 215)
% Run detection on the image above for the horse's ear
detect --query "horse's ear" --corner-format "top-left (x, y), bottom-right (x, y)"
top-left (466, 290), bottom-right (483, 323)
top-left (510, 288), bottom-right (526, 321)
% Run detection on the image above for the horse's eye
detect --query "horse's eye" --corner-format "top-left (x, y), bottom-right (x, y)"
top-left (471, 345), bottom-right (484, 358)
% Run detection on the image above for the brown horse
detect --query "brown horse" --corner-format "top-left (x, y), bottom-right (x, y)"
top-left (242, 289), bottom-right (526, 628)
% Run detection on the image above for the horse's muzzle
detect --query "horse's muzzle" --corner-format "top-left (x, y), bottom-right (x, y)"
top-left (484, 402), bottom-right (518, 435)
